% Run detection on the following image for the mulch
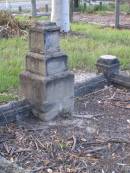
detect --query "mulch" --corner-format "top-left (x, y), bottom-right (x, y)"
top-left (1, 86), bottom-right (130, 172)
top-left (73, 12), bottom-right (130, 28)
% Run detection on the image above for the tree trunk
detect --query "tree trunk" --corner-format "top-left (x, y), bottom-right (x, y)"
top-left (70, 0), bottom-right (74, 22)
top-left (128, 1), bottom-right (130, 10)
top-left (51, 0), bottom-right (70, 32)
top-left (31, 0), bottom-right (37, 16)
top-left (115, 0), bottom-right (120, 28)
top-left (74, 0), bottom-right (79, 9)
top-left (62, 0), bottom-right (70, 32)
top-left (51, 0), bottom-right (61, 29)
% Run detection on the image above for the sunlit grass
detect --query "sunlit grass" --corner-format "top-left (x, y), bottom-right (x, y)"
top-left (15, 15), bottom-right (50, 22)
top-left (0, 37), bottom-right (27, 93)
top-left (63, 23), bottom-right (130, 70)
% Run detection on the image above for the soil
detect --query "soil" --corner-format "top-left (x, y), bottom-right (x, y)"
top-left (73, 12), bottom-right (130, 27)
top-left (1, 86), bottom-right (130, 172)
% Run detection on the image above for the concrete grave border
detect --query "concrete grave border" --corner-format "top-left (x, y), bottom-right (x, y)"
top-left (0, 74), bottom-right (107, 126)
top-left (1, 53), bottom-right (130, 126)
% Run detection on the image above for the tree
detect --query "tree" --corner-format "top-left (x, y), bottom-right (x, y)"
top-left (115, 0), bottom-right (120, 28)
top-left (74, 0), bottom-right (79, 10)
top-left (70, 0), bottom-right (74, 22)
top-left (51, 0), bottom-right (70, 32)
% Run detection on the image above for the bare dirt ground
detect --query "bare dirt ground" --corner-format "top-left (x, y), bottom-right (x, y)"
top-left (1, 86), bottom-right (130, 172)
top-left (73, 12), bottom-right (130, 27)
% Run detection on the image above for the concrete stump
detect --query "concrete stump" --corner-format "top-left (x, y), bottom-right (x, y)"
top-left (20, 22), bottom-right (74, 121)
top-left (96, 55), bottom-right (120, 80)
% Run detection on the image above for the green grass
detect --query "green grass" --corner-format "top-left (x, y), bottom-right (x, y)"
top-left (15, 15), bottom-right (49, 22)
top-left (1, 22), bottom-right (130, 102)
top-left (120, 3), bottom-right (130, 13)
top-left (0, 93), bottom-right (18, 103)
top-left (62, 23), bottom-right (130, 70)
top-left (0, 37), bottom-right (27, 93)
top-left (79, 3), bottom-right (115, 13)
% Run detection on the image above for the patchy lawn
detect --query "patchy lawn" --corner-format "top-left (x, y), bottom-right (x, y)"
top-left (62, 23), bottom-right (130, 70)
top-left (1, 22), bottom-right (130, 102)
top-left (0, 37), bottom-right (27, 102)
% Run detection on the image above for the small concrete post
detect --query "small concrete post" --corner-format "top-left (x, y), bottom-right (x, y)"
top-left (115, 0), bottom-right (120, 28)
top-left (45, 4), bottom-right (49, 13)
top-left (96, 55), bottom-right (120, 81)
top-left (99, 1), bottom-right (102, 10)
top-left (18, 6), bottom-right (22, 13)
top-left (20, 22), bottom-right (74, 121)
top-left (31, 0), bottom-right (37, 17)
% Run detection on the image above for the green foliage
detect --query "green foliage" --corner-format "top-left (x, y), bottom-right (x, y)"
top-left (78, 3), bottom-right (115, 13)
top-left (78, 2), bottom-right (130, 14)
top-left (120, 2), bottom-right (130, 13)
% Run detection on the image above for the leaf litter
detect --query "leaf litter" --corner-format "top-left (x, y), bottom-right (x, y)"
top-left (1, 86), bottom-right (130, 172)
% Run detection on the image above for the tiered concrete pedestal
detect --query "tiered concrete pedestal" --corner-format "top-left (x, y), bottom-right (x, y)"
top-left (20, 22), bottom-right (74, 121)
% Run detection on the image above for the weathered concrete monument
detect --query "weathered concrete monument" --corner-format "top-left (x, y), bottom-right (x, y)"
top-left (1, 23), bottom-right (130, 125)
top-left (96, 55), bottom-right (120, 81)
top-left (1, 22), bottom-right (130, 173)
top-left (20, 22), bottom-right (74, 121)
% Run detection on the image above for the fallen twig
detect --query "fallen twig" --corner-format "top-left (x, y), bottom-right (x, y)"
top-left (32, 166), bottom-right (45, 172)
top-left (85, 138), bottom-right (130, 146)
top-left (75, 86), bottom-right (109, 101)
top-left (71, 135), bottom-right (77, 151)
top-left (14, 148), bottom-right (32, 154)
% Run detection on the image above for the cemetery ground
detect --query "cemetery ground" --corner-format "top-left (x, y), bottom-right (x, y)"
top-left (1, 14), bottom-right (130, 173)
top-left (74, 12), bottom-right (130, 27)
top-left (1, 86), bottom-right (130, 172)
top-left (1, 18), bottom-right (130, 103)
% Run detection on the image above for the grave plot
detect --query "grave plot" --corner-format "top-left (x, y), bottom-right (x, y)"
top-left (1, 87), bottom-right (130, 173)
top-left (73, 12), bottom-right (130, 28)
top-left (73, 0), bottom-right (130, 29)
top-left (1, 22), bottom-right (130, 172)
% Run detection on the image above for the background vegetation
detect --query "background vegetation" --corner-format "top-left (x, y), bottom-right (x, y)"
top-left (79, 2), bottom-right (130, 14)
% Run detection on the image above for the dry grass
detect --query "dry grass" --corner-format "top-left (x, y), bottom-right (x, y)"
top-left (0, 11), bottom-right (31, 37)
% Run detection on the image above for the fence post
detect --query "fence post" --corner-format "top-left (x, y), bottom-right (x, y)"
top-left (31, 0), bottom-right (37, 16)
top-left (115, 0), bottom-right (120, 28)
top-left (70, 0), bottom-right (74, 22)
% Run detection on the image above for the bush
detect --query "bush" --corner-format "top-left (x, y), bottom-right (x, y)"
top-left (78, 3), bottom-right (115, 13)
